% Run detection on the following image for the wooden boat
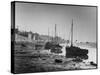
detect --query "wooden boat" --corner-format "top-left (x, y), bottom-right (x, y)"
top-left (66, 19), bottom-right (88, 59)
top-left (45, 24), bottom-right (62, 54)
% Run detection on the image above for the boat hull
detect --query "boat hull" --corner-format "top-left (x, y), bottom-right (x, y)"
top-left (66, 46), bottom-right (88, 59)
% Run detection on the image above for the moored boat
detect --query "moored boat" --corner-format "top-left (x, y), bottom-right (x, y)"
top-left (66, 19), bottom-right (88, 59)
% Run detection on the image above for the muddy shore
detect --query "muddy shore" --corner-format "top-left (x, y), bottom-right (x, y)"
top-left (14, 49), bottom-right (96, 73)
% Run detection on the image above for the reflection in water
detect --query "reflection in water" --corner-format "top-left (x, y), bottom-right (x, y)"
top-left (85, 47), bottom-right (96, 63)
top-left (60, 43), bottom-right (96, 63)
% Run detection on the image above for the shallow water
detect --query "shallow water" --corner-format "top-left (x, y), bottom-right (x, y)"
top-left (78, 46), bottom-right (97, 63)
top-left (59, 43), bottom-right (97, 63)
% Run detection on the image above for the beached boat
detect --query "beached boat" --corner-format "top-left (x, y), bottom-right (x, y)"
top-left (45, 24), bottom-right (62, 54)
top-left (66, 19), bottom-right (88, 59)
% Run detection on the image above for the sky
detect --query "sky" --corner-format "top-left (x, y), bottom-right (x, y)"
top-left (15, 2), bottom-right (97, 42)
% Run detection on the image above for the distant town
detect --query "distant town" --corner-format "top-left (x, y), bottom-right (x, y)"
top-left (12, 27), bottom-right (97, 48)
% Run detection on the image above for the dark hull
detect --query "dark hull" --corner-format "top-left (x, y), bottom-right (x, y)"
top-left (50, 44), bottom-right (62, 54)
top-left (66, 46), bottom-right (88, 59)
top-left (51, 47), bottom-right (62, 54)
top-left (45, 42), bottom-right (62, 54)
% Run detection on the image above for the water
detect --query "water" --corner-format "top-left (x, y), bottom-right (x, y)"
top-left (59, 43), bottom-right (67, 56)
top-left (59, 43), bottom-right (97, 63)
top-left (78, 46), bottom-right (97, 63)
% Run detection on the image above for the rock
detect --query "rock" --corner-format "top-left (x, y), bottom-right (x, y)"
top-left (21, 44), bottom-right (26, 47)
top-left (90, 61), bottom-right (97, 66)
top-left (72, 57), bottom-right (83, 62)
top-left (55, 59), bottom-right (63, 63)
top-left (42, 58), bottom-right (46, 60)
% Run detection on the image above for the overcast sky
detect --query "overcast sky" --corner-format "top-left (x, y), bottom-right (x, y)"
top-left (15, 2), bottom-right (97, 42)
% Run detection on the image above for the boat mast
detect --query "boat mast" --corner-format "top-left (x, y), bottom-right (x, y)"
top-left (55, 24), bottom-right (57, 38)
top-left (55, 24), bottom-right (57, 43)
top-left (48, 28), bottom-right (49, 42)
top-left (71, 19), bottom-right (73, 46)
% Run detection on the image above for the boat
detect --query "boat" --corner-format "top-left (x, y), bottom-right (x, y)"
top-left (45, 24), bottom-right (62, 54)
top-left (50, 43), bottom-right (62, 54)
top-left (66, 19), bottom-right (88, 59)
top-left (50, 24), bottom-right (62, 54)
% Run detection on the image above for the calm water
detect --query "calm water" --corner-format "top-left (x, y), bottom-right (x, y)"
top-left (79, 46), bottom-right (97, 63)
top-left (59, 43), bottom-right (97, 63)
